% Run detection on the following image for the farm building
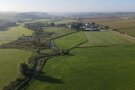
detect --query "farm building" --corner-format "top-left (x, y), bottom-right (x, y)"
top-left (66, 22), bottom-right (108, 31)
top-left (83, 23), bottom-right (100, 31)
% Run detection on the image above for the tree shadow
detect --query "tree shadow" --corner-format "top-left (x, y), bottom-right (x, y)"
top-left (35, 74), bottom-right (64, 84)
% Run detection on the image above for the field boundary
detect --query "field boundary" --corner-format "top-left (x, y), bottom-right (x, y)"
top-left (51, 31), bottom-right (78, 40)
top-left (77, 44), bottom-right (135, 49)
top-left (113, 31), bottom-right (135, 41)
top-left (67, 31), bottom-right (89, 51)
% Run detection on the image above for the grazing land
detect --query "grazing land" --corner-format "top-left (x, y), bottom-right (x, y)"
top-left (55, 31), bottom-right (87, 49)
top-left (44, 27), bottom-right (76, 38)
top-left (0, 14), bottom-right (135, 90)
top-left (53, 19), bottom-right (76, 24)
top-left (0, 25), bottom-right (32, 45)
top-left (0, 49), bottom-right (32, 89)
top-left (27, 46), bottom-right (135, 90)
top-left (81, 31), bottom-right (135, 47)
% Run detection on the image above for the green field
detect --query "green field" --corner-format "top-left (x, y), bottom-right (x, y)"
top-left (53, 19), bottom-right (76, 24)
top-left (44, 27), bottom-right (75, 38)
top-left (27, 46), bottom-right (135, 90)
top-left (55, 32), bottom-right (87, 49)
top-left (0, 25), bottom-right (32, 45)
top-left (26, 25), bottom-right (135, 90)
top-left (0, 49), bottom-right (32, 89)
top-left (81, 31), bottom-right (135, 47)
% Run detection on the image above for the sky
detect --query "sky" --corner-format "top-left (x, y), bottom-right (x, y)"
top-left (0, 0), bottom-right (135, 12)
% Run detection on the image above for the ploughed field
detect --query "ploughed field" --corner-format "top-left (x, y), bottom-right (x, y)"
top-left (0, 49), bottom-right (32, 89)
top-left (0, 25), bottom-right (32, 45)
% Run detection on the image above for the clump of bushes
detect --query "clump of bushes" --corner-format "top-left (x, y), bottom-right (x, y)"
top-left (61, 49), bottom-right (70, 55)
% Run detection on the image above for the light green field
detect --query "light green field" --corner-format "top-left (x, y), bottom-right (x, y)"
top-left (54, 19), bottom-right (76, 24)
top-left (0, 49), bottom-right (32, 89)
top-left (44, 27), bottom-right (75, 38)
top-left (81, 31), bottom-right (135, 47)
top-left (24, 19), bottom-right (51, 23)
top-left (27, 46), bottom-right (135, 90)
top-left (55, 32), bottom-right (87, 49)
top-left (0, 25), bottom-right (32, 45)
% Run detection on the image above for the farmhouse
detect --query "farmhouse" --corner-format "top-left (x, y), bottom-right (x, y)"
top-left (85, 27), bottom-right (98, 31)
top-left (83, 24), bottom-right (100, 31)
top-left (66, 22), bottom-right (109, 31)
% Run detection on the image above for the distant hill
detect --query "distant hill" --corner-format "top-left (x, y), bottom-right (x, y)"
top-left (0, 12), bottom-right (51, 30)
top-left (16, 12), bottom-right (49, 20)
top-left (0, 12), bottom-right (50, 22)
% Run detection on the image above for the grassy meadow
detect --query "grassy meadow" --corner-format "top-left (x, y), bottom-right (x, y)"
top-left (0, 25), bottom-right (32, 45)
top-left (44, 27), bottom-right (75, 38)
top-left (23, 18), bottom-right (135, 90)
top-left (55, 32), bottom-right (87, 49)
top-left (27, 46), bottom-right (135, 90)
top-left (81, 31), bottom-right (135, 47)
top-left (53, 19), bottom-right (76, 24)
top-left (0, 18), bottom-right (134, 90)
top-left (0, 49), bottom-right (32, 89)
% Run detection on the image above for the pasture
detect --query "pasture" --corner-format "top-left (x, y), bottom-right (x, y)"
top-left (81, 31), bottom-right (135, 47)
top-left (27, 46), bottom-right (135, 90)
top-left (26, 20), bottom-right (135, 90)
top-left (44, 27), bottom-right (76, 38)
top-left (0, 49), bottom-right (32, 89)
top-left (53, 19), bottom-right (76, 24)
top-left (54, 31), bottom-right (87, 49)
top-left (0, 25), bottom-right (32, 45)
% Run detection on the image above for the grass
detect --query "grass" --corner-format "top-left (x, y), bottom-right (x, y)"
top-left (55, 32), bottom-right (87, 49)
top-left (81, 31), bottom-right (135, 47)
top-left (0, 25), bottom-right (32, 45)
top-left (44, 27), bottom-right (75, 38)
top-left (0, 49), bottom-right (32, 89)
top-left (53, 19), bottom-right (76, 24)
top-left (26, 20), bottom-right (135, 90)
top-left (27, 46), bottom-right (135, 90)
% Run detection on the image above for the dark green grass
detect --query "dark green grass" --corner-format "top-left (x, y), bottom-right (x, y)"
top-left (27, 46), bottom-right (135, 90)
top-left (0, 49), bottom-right (32, 89)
